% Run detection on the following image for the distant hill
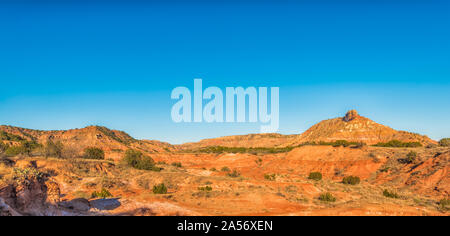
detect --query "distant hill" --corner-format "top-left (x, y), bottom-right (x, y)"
top-left (179, 133), bottom-right (298, 150)
top-left (0, 110), bottom-right (437, 158)
top-left (0, 125), bottom-right (175, 160)
top-left (286, 110), bottom-right (436, 146)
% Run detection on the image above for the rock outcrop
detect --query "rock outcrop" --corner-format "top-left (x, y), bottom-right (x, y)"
top-left (0, 163), bottom-right (61, 216)
top-left (343, 110), bottom-right (359, 122)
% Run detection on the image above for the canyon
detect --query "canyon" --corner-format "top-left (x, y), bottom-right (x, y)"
top-left (0, 110), bottom-right (448, 216)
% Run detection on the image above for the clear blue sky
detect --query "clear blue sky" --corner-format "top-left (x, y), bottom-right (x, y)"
top-left (0, 1), bottom-right (449, 144)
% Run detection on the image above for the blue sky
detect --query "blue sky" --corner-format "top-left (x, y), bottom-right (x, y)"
top-left (0, 1), bottom-right (449, 144)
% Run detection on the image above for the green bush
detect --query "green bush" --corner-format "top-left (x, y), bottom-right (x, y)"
top-left (91, 188), bottom-right (113, 199)
top-left (44, 140), bottom-right (64, 158)
top-left (264, 174), bottom-right (276, 181)
top-left (83, 147), bottom-right (105, 160)
top-left (171, 162), bottom-right (182, 168)
top-left (439, 138), bottom-right (450, 147)
top-left (221, 166), bottom-right (231, 172)
top-left (123, 149), bottom-right (159, 171)
top-left (342, 176), bottom-right (361, 185)
top-left (227, 170), bottom-right (241, 178)
top-left (383, 189), bottom-right (400, 199)
top-left (308, 172), bottom-right (322, 181)
top-left (374, 140), bottom-right (422, 148)
top-left (318, 192), bottom-right (336, 202)
top-left (153, 183), bottom-right (168, 194)
top-left (198, 186), bottom-right (213, 192)
top-left (210, 168), bottom-right (217, 172)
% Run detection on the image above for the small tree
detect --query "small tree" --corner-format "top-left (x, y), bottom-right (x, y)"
top-left (83, 147), bottom-right (105, 160)
top-left (308, 172), bottom-right (322, 181)
top-left (342, 176), bottom-right (361, 185)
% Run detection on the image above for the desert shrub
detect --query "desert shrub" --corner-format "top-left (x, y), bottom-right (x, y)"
top-left (374, 140), bottom-right (422, 148)
top-left (439, 138), bottom-right (450, 147)
top-left (439, 198), bottom-right (450, 210)
top-left (123, 149), bottom-right (159, 171)
top-left (210, 168), bottom-right (217, 171)
top-left (227, 170), bottom-right (241, 178)
top-left (264, 174), bottom-right (276, 181)
top-left (405, 151), bottom-right (417, 164)
top-left (83, 147), bottom-right (105, 160)
top-left (91, 188), bottom-right (113, 199)
top-left (135, 158), bottom-right (159, 171)
top-left (221, 166), bottom-right (231, 172)
top-left (44, 140), bottom-right (64, 158)
top-left (153, 183), bottom-right (168, 194)
top-left (5, 146), bottom-right (23, 157)
top-left (318, 193), bottom-right (336, 202)
top-left (171, 162), bottom-right (182, 168)
top-left (308, 172), bottom-right (322, 181)
top-left (157, 161), bottom-right (167, 165)
top-left (198, 186), bottom-right (213, 192)
top-left (342, 176), bottom-right (361, 185)
top-left (332, 140), bottom-right (352, 147)
top-left (383, 189), bottom-right (400, 199)
top-left (13, 168), bottom-right (46, 184)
